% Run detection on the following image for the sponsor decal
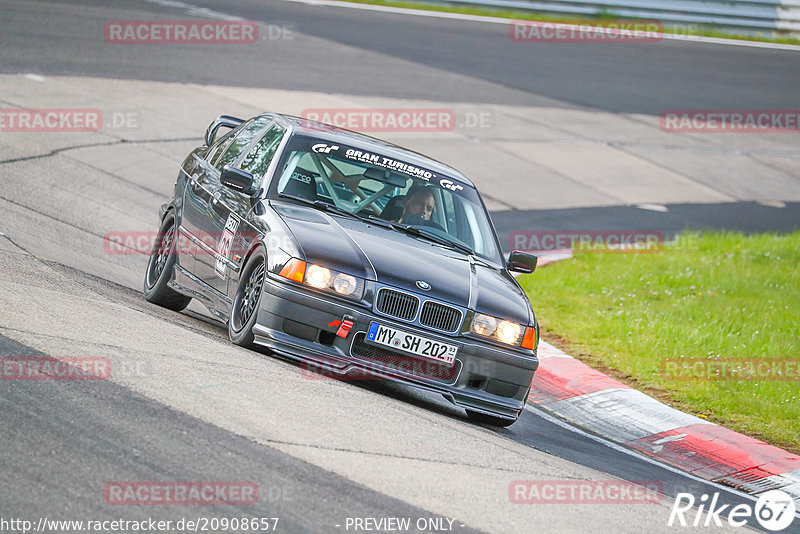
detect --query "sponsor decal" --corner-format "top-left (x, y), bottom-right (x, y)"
top-left (215, 214), bottom-right (240, 279)
top-left (439, 179), bottom-right (463, 192)
top-left (311, 143), bottom-right (339, 154)
top-left (343, 149), bottom-right (436, 180)
top-left (289, 170), bottom-right (314, 183)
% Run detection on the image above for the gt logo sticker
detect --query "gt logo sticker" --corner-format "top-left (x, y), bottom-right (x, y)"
top-left (215, 214), bottom-right (240, 280)
top-left (312, 143), bottom-right (339, 154)
top-left (440, 179), bottom-right (463, 192)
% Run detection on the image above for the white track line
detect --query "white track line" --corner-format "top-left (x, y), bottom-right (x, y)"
top-left (284, 0), bottom-right (800, 51)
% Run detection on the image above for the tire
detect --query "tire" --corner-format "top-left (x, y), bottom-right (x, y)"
top-left (229, 248), bottom-right (267, 349)
top-left (466, 410), bottom-right (518, 428)
top-left (143, 214), bottom-right (192, 311)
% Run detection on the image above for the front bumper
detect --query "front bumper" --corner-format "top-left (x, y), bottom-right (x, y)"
top-left (252, 275), bottom-right (538, 421)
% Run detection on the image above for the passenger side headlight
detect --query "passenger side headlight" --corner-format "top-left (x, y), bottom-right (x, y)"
top-left (470, 312), bottom-right (524, 346)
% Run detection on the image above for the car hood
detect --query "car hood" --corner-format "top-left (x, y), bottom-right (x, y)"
top-left (273, 202), bottom-right (531, 323)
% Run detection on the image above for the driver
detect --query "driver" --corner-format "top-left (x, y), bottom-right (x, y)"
top-left (398, 185), bottom-right (435, 225)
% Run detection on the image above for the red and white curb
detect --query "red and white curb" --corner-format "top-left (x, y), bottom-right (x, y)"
top-left (528, 341), bottom-right (800, 505)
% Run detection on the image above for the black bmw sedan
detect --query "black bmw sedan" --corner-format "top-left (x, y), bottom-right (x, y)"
top-left (144, 112), bottom-right (539, 426)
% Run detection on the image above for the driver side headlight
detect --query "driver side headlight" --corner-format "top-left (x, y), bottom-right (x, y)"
top-left (278, 259), bottom-right (364, 300)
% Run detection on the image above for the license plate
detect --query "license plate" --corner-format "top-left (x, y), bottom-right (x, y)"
top-left (365, 322), bottom-right (458, 366)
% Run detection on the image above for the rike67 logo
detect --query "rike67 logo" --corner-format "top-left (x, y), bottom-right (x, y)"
top-left (668, 490), bottom-right (796, 531)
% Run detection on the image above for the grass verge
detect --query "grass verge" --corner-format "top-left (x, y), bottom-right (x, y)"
top-left (517, 231), bottom-right (800, 453)
top-left (336, 0), bottom-right (800, 46)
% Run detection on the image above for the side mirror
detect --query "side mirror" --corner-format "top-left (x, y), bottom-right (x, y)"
top-left (220, 166), bottom-right (256, 195)
top-left (507, 250), bottom-right (537, 274)
top-left (204, 115), bottom-right (244, 146)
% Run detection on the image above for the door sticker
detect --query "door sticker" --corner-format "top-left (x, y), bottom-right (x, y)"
top-left (215, 214), bottom-right (240, 280)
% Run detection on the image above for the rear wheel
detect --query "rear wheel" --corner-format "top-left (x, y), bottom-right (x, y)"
top-left (229, 248), bottom-right (267, 349)
top-left (466, 410), bottom-right (518, 428)
top-left (143, 214), bottom-right (191, 311)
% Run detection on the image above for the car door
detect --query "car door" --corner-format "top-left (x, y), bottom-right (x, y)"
top-left (182, 116), bottom-right (273, 298)
top-left (212, 122), bottom-right (287, 302)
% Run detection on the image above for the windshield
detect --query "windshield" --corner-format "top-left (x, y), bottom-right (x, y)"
top-left (270, 136), bottom-right (503, 263)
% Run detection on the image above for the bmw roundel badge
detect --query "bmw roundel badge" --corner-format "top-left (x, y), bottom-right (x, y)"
top-left (416, 280), bottom-right (431, 291)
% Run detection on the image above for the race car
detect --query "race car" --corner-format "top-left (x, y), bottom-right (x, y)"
top-left (144, 113), bottom-right (539, 426)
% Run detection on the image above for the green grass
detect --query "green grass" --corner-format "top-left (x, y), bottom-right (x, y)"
top-left (337, 0), bottom-right (800, 45)
top-left (517, 232), bottom-right (800, 452)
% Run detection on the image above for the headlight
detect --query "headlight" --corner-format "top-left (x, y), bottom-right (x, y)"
top-left (470, 314), bottom-right (497, 337)
top-left (333, 273), bottom-right (357, 295)
top-left (278, 259), bottom-right (364, 300)
top-left (306, 264), bottom-right (332, 288)
top-left (496, 320), bottom-right (522, 345)
top-left (470, 313), bottom-right (524, 346)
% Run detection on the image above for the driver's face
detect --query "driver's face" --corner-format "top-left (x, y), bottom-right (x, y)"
top-left (404, 193), bottom-right (435, 220)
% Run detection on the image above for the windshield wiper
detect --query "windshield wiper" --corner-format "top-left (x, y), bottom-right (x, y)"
top-left (362, 213), bottom-right (396, 229)
top-left (392, 224), bottom-right (474, 256)
top-left (277, 193), bottom-right (363, 221)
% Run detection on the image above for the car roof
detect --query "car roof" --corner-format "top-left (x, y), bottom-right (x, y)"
top-left (263, 113), bottom-right (476, 188)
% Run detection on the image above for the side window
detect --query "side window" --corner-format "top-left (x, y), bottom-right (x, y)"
top-left (213, 117), bottom-right (273, 173)
top-left (207, 129), bottom-right (237, 167)
top-left (240, 124), bottom-right (286, 181)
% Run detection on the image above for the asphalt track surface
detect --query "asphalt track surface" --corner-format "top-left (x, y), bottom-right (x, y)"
top-left (2, 0), bottom-right (799, 114)
top-left (0, 0), bottom-right (796, 532)
top-left (3, 0), bottom-right (798, 234)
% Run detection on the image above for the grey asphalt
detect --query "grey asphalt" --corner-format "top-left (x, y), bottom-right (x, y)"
top-left (0, 333), bottom-right (481, 533)
top-left (0, 0), bottom-right (798, 114)
top-left (0, 274), bottom-right (762, 532)
top-left (492, 201), bottom-right (800, 252)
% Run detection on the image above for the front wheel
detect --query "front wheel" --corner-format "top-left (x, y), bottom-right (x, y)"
top-left (466, 410), bottom-right (518, 428)
top-left (229, 248), bottom-right (267, 349)
top-left (143, 215), bottom-right (191, 311)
